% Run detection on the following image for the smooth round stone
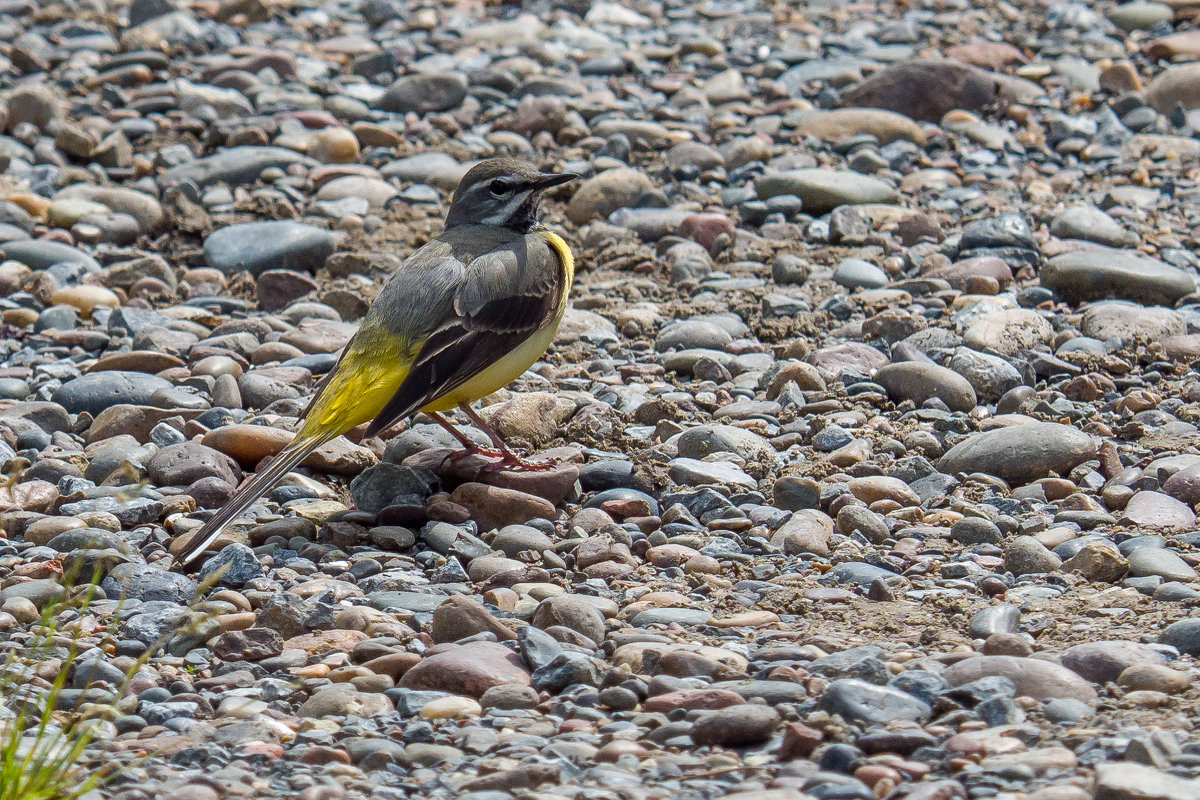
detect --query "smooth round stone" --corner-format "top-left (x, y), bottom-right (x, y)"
top-left (677, 424), bottom-right (773, 461)
top-left (1042, 253), bottom-right (1196, 306)
top-left (943, 656), bottom-right (1096, 702)
top-left (1120, 492), bottom-right (1197, 530)
top-left (1161, 619), bottom-right (1200, 655)
top-left (192, 355), bottom-right (244, 380)
top-left (306, 127), bottom-right (359, 163)
top-left (1043, 697), bottom-right (1094, 723)
top-left (1126, 548), bottom-right (1198, 582)
top-left (962, 309), bottom-right (1054, 357)
top-left (821, 561), bottom-right (899, 586)
top-left (1048, 205), bottom-right (1136, 248)
top-left (756, 169), bottom-right (900, 214)
top-left (655, 320), bottom-right (733, 352)
top-left (938, 422), bottom-right (1096, 484)
top-left (566, 168), bottom-right (655, 225)
top-left (0, 239), bottom-right (100, 272)
top-left (159, 146), bottom-right (317, 187)
top-left (0, 378), bottom-right (30, 400)
top-left (791, 107), bottom-right (925, 145)
top-left (1154, 582), bottom-right (1200, 601)
top-left (1107, 1), bottom-right (1173, 31)
top-left (419, 696), bottom-right (481, 719)
top-left (819, 679), bottom-right (930, 723)
top-left (1060, 641), bottom-right (1166, 683)
top-left (876, 361), bottom-right (976, 412)
top-left (690, 704), bottom-right (781, 746)
top-left (969, 604), bottom-right (1021, 638)
top-left (1004, 536), bottom-right (1063, 576)
top-left (89, 350), bottom-right (185, 374)
top-left (203, 221), bottom-right (338, 276)
top-left (832, 259), bottom-right (888, 289)
top-left (947, 347), bottom-right (1024, 404)
top-left (630, 608), bottom-right (712, 626)
top-left (1116, 664), bottom-right (1190, 694)
top-left (47, 197), bottom-right (110, 227)
top-left (34, 305), bottom-right (77, 332)
top-left (953, 517), bottom-right (1004, 545)
top-left (201, 425), bottom-right (292, 466)
top-left (1079, 302), bottom-right (1185, 347)
top-left (376, 73), bottom-right (467, 114)
top-left (315, 175), bottom-right (399, 209)
top-left (52, 371), bottom-right (172, 415)
top-left (491, 524), bottom-right (554, 558)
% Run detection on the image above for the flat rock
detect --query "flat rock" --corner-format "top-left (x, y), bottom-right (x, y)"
top-left (962, 309), bottom-right (1053, 356)
top-left (204, 221), bottom-right (337, 276)
top-left (160, 146), bottom-right (317, 186)
top-left (1079, 302), bottom-right (1186, 346)
top-left (1093, 762), bottom-right (1200, 800)
top-left (819, 678), bottom-right (931, 723)
top-left (53, 371), bottom-right (172, 415)
top-left (791, 108), bottom-right (926, 145)
top-left (567, 168), bottom-right (654, 225)
top-left (400, 641), bottom-right (532, 698)
top-left (1060, 641), bottom-right (1166, 684)
top-left (938, 422), bottom-right (1096, 484)
top-left (757, 169), bottom-right (899, 214)
top-left (876, 361), bottom-right (977, 412)
top-left (1041, 252), bottom-right (1196, 305)
top-left (841, 59), bottom-right (1001, 121)
top-left (943, 655), bottom-right (1097, 702)
top-left (1145, 63), bottom-right (1200, 113)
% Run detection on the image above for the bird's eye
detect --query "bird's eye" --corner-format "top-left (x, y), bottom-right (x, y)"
top-left (488, 179), bottom-right (509, 196)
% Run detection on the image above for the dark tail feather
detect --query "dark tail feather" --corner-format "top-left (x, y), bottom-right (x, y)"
top-left (174, 434), bottom-right (327, 568)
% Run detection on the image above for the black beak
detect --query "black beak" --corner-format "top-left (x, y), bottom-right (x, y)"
top-left (533, 172), bottom-right (578, 190)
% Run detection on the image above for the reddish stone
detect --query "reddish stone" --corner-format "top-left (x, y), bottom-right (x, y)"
top-left (779, 722), bottom-right (824, 759)
top-left (642, 688), bottom-right (745, 713)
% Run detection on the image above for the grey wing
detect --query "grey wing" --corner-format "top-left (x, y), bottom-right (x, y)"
top-left (300, 239), bottom-right (466, 419)
top-left (363, 236), bottom-right (562, 438)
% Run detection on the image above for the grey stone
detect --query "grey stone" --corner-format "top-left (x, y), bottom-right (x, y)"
top-left (938, 422), bottom-right (1095, 484)
top-left (101, 563), bottom-right (197, 604)
top-left (204, 221), bottom-right (338, 276)
top-left (52, 372), bottom-right (173, 415)
top-left (1042, 253), bottom-right (1196, 306)
top-left (757, 169), bottom-right (900, 213)
top-left (820, 678), bottom-right (931, 723)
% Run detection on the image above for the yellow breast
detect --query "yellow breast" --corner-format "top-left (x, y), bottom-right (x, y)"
top-left (423, 230), bottom-right (574, 412)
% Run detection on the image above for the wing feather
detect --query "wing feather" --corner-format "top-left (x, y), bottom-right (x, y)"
top-left (363, 232), bottom-right (562, 438)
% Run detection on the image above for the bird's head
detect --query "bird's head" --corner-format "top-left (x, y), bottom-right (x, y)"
top-left (444, 158), bottom-right (577, 231)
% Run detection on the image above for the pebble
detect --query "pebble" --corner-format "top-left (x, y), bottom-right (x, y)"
top-left (203, 221), bottom-right (338, 276)
top-left (1041, 252), bottom-right (1197, 305)
top-left (943, 656), bottom-right (1097, 702)
top-left (938, 422), bottom-right (1096, 484)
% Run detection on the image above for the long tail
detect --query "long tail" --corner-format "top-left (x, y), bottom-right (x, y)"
top-left (174, 433), bottom-right (330, 568)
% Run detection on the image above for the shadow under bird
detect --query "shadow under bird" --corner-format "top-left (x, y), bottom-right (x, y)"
top-left (173, 158), bottom-right (578, 568)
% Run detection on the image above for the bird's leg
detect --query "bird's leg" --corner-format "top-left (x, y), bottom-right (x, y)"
top-left (428, 411), bottom-right (505, 463)
top-left (456, 403), bottom-right (558, 472)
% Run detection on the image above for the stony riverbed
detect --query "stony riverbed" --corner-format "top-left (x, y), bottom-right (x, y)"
top-left (1, 0), bottom-right (1200, 798)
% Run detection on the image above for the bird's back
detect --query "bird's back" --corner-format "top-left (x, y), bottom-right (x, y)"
top-left (298, 225), bottom-right (566, 438)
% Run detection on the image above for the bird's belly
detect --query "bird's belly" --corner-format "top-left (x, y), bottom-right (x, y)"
top-left (421, 314), bottom-right (562, 413)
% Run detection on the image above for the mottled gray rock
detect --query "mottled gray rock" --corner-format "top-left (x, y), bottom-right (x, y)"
top-left (204, 221), bottom-right (338, 276)
top-left (1042, 253), bottom-right (1195, 305)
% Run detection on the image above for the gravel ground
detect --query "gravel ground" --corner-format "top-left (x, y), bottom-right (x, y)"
top-left (1, 0), bottom-right (1200, 798)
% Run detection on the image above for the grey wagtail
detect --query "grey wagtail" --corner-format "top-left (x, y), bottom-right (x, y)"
top-left (174, 158), bottom-right (577, 567)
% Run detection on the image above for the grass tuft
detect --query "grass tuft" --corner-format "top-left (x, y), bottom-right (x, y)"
top-left (0, 585), bottom-right (116, 800)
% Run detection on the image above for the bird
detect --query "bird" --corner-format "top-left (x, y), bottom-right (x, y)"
top-left (173, 158), bottom-right (577, 568)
